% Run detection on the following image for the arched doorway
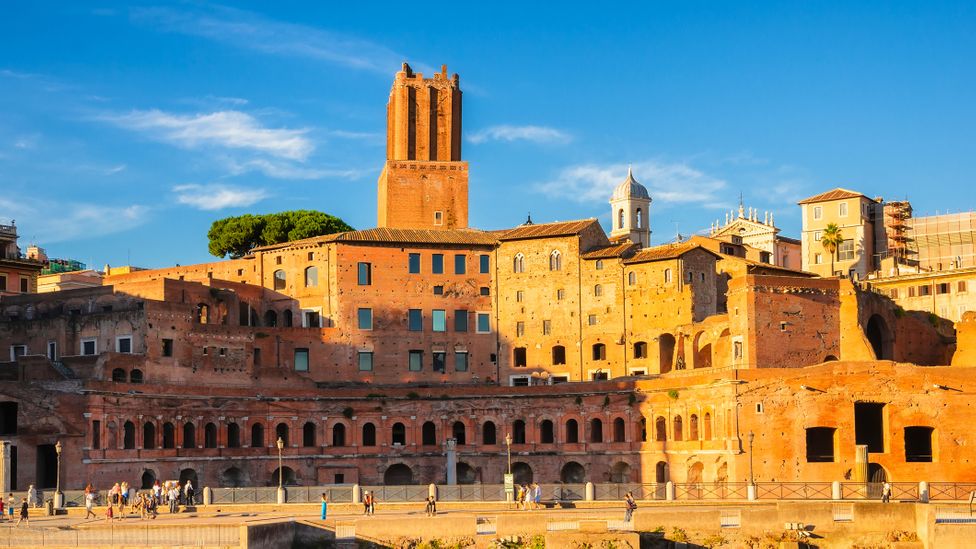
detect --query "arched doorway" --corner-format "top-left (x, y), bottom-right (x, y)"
top-left (263, 310), bottom-right (278, 327)
top-left (868, 463), bottom-right (888, 498)
top-left (560, 461), bottom-right (585, 484)
top-left (272, 466), bottom-right (297, 486)
top-left (384, 463), bottom-right (414, 485)
top-left (512, 462), bottom-right (533, 485)
top-left (220, 467), bottom-right (246, 487)
top-left (179, 468), bottom-right (199, 489)
top-left (610, 461), bottom-right (631, 483)
top-left (865, 314), bottom-right (892, 360)
top-left (456, 462), bottom-right (477, 484)
top-left (141, 469), bottom-right (156, 489)
top-left (655, 461), bottom-right (669, 499)
top-left (659, 334), bottom-right (676, 373)
top-left (36, 444), bottom-right (58, 489)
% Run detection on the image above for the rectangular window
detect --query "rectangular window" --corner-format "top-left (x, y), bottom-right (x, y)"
top-left (476, 313), bottom-right (491, 333)
top-left (480, 286), bottom-right (490, 296)
top-left (542, 320), bottom-right (551, 335)
top-left (908, 286), bottom-right (916, 298)
top-left (47, 341), bottom-right (57, 360)
top-left (588, 314), bottom-right (597, 326)
top-left (432, 254), bottom-right (444, 274)
top-left (854, 402), bottom-right (885, 453)
top-left (889, 288), bottom-right (898, 299)
top-left (839, 202), bottom-right (848, 217)
top-left (919, 285), bottom-right (931, 297)
top-left (358, 262), bottom-right (372, 285)
top-left (511, 376), bottom-right (530, 387)
top-left (837, 239), bottom-right (855, 261)
top-left (161, 338), bottom-right (174, 357)
top-left (116, 336), bottom-right (132, 354)
top-left (455, 254), bottom-right (466, 274)
top-left (557, 289), bottom-right (565, 300)
top-left (479, 255), bottom-right (490, 273)
top-left (81, 338), bottom-right (97, 356)
top-left (358, 351), bottom-right (373, 371)
top-left (434, 211), bottom-right (443, 225)
top-left (813, 206), bottom-right (822, 220)
top-left (433, 351), bottom-right (446, 372)
top-left (513, 347), bottom-right (527, 367)
top-left (814, 253), bottom-right (823, 265)
top-left (591, 371), bottom-right (609, 381)
top-left (10, 345), bottom-right (27, 361)
top-left (408, 309), bottom-right (423, 331)
top-left (937, 283), bottom-right (950, 295)
top-left (92, 420), bottom-right (101, 449)
top-left (304, 310), bottom-right (321, 328)
top-left (408, 253), bottom-right (421, 274)
top-left (516, 290), bottom-right (524, 302)
top-left (19, 277), bottom-right (28, 293)
top-left (551, 375), bottom-right (569, 384)
top-left (806, 427), bottom-right (836, 462)
top-left (433, 285), bottom-right (444, 295)
top-left (294, 348), bottom-right (309, 372)
top-left (357, 308), bottom-right (373, 330)
top-left (409, 350), bottom-right (423, 371)
top-left (454, 310), bottom-right (468, 332)
top-left (516, 321), bottom-right (525, 337)
top-left (814, 231), bottom-right (822, 242)
top-left (432, 310), bottom-right (446, 332)
top-left (958, 281), bottom-right (968, 293)
top-left (0, 275), bottom-right (6, 291)
top-left (455, 351), bottom-right (468, 372)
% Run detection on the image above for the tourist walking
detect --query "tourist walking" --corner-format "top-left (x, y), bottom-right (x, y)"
top-left (362, 491), bottom-right (371, 515)
top-left (26, 485), bottom-right (37, 509)
top-left (168, 484), bottom-right (180, 514)
top-left (85, 489), bottom-right (97, 519)
top-left (153, 480), bottom-right (162, 505)
top-left (881, 481), bottom-right (892, 503)
top-left (367, 491), bottom-right (376, 515)
top-left (120, 481), bottom-right (129, 510)
top-left (6, 494), bottom-right (14, 519)
top-left (16, 498), bottom-right (28, 526)
top-left (623, 491), bottom-right (637, 522)
top-left (320, 493), bottom-right (329, 520)
top-left (184, 480), bottom-right (195, 506)
top-left (532, 483), bottom-right (542, 509)
top-left (425, 495), bottom-right (437, 516)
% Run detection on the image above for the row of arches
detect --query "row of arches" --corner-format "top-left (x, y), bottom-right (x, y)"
top-left (111, 368), bottom-right (143, 383)
top-left (512, 250), bottom-right (563, 274)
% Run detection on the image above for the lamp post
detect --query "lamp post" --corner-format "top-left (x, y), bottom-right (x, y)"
top-left (504, 433), bottom-right (512, 475)
top-left (54, 440), bottom-right (64, 508)
top-left (747, 431), bottom-right (755, 486)
top-left (504, 432), bottom-right (513, 504)
top-left (275, 436), bottom-right (286, 504)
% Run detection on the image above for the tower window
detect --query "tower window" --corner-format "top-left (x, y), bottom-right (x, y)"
top-left (618, 209), bottom-right (625, 229)
top-left (549, 250), bottom-right (562, 271)
top-left (513, 253), bottom-right (525, 273)
top-left (434, 211), bottom-right (443, 225)
top-left (636, 208), bottom-right (643, 229)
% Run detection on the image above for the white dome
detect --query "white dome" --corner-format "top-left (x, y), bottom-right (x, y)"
top-left (611, 167), bottom-right (650, 201)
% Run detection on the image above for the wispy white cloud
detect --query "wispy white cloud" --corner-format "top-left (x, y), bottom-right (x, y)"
top-left (467, 125), bottom-right (572, 145)
top-left (173, 183), bottom-right (269, 210)
top-left (13, 134), bottom-right (40, 150)
top-left (0, 197), bottom-right (149, 244)
top-left (221, 158), bottom-right (364, 180)
top-left (130, 5), bottom-right (410, 73)
top-left (104, 164), bottom-right (127, 175)
top-left (536, 160), bottom-right (728, 206)
top-left (100, 109), bottom-right (313, 160)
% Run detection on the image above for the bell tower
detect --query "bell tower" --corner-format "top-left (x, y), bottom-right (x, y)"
top-left (609, 167), bottom-right (652, 248)
top-left (377, 63), bottom-right (468, 229)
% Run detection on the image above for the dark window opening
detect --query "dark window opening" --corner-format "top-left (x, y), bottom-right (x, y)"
top-left (613, 417), bottom-right (626, 442)
top-left (276, 423), bottom-right (289, 446)
top-left (452, 421), bottom-right (466, 445)
top-left (183, 422), bottom-right (196, 449)
top-left (227, 423), bottom-right (241, 448)
top-left (566, 419), bottom-right (579, 443)
top-left (362, 423), bottom-right (376, 446)
top-left (251, 423), bottom-right (264, 447)
top-left (162, 339), bottom-right (174, 357)
top-left (590, 418), bottom-right (603, 443)
top-left (162, 422), bottom-right (175, 449)
top-left (392, 422), bottom-right (406, 445)
top-left (304, 422), bottom-right (317, 447)
top-left (806, 427), bottom-right (836, 462)
top-left (123, 421), bottom-right (135, 449)
top-left (552, 345), bottom-right (566, 365)
top-left (482, 421), bottom-right (497, 445)
top-left (904, 426), bottom-right (934, 462)
top-left (0, 402), bottom-right (17, 435)
top-left (422, 421), bottom-right (437, 445)
top-left (540, 420), bottom-right (554, 444)
top-left (854, 402), bottom-right (885, 453)
top-left (205, 423), bottom-right (217, 448)
top-left (513, 420), bottom-right (526, 444)
top-left (92, 420), bottom-right (101, 449)
top-left (513, 347), bottom-right (527, 367)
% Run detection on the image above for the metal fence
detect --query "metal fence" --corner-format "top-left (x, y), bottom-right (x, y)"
top-left (929, 483), bottom-right (976, 501)
top-left (0, 524), bottom-right (239, 547)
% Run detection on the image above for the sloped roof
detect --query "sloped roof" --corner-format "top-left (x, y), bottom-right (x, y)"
top-left (797, 188), bottom-right (871, 205)
top-left (251, 227), bottom-right (498, 251)
top-left (497, 219), bottom-right (600, 241)
top-left (623, 242), bottom-right (721, 264)
top-left (580, 242), bottom-right (640, 260)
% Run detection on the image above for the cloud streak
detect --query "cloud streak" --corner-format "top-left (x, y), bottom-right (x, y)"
top-left (0, 197), bottom-right (149, 244)
top-left (101, 109), bottom-right (313, 160)
top-left (130, 5), bottom-right (408, 73)
top-left (467, 125), bottom-right (571, 145)
top-left (536, 160), bottom-right (728, 206)
top-left (173, 183), bottom-right (269, 210)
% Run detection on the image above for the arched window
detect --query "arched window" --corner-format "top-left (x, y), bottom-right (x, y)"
top-left (636, 208), bottom-right (643, 229)
top-left (628, 271), bottom-right (637, 285)
top-left (590, 418), bottom-right (603, 443)
top-left (129, 369), bottom-right (144, 383)
top-left (640, 417), bottom-right (647, 442)
top-left (162, 422), bottom-right (175, 449)
top-left (655, 417), bottom-right (667, 441)
top-left (205, 422), bottom-right (217, 448)
top-left (690, 414), bottom-right (699, 440)
top-left (549, 250), bottom-right (562, 271)
top-left (664, 268), bottom-right (672, 283)
top-left (552, 345), bottom-right (566, 365)
top-left (540, 420), bottom-right (554, 444)
top-left (183, 422), bottom-right (196, 449)
top-left (196, 303), bottom-right (209, 324)
top-left (566, 419), bottom-right (579, 443)
top-left (618, 209), bottom-right (625, 229)
top-left (513, 420), bottom-right (526, 444)
top-left (613, 417), bottom-right (626, 442)
top-left (304, 422), bottom-right (317, 447)
top-left (273, 269), bottom-right (286, 291)
top-left (392, 422), bottom-right (406, 445)
top-left (594, 284), bottom-right (603, 297)
top-left (332, 423), bottom-right (346, 447)
top-left (283, 309), bottom-right (293, 327)
top-left (452, 421), bottom-right (466, 445)
top-left (111, 368), bottom-right (126, 382)
top-left (482, 421), bottom-right (497, 445)
top-left (513, 253), bottom-right (525, 273)
top-left (227, 423), bottom-right (241, 448)
top-left (142, 422), bottom-right (155, 449)
top-left (592, 343), bottom-right (606, 361)
top-left (362, 423), bottom-right (376, 446)
top-left (263, 310), bottom-right (278, 327)
top-left (422, 421), bottom-right (437, 446)
top-left (673, 416), bottom-right (683, 441)
top-left (276, 423), bottom-right (289, 446)
top-left (251, 423), bottom-right (265, 447)
top-left (305, 266), bottom-right (318, 288)
top-left (703, 412), bottom-right (712, 440)
top-left (634, 341), bottom-right (647, 359)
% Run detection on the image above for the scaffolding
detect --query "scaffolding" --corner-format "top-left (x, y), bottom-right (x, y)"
top-left (884, 201), bottom-right (914, 265)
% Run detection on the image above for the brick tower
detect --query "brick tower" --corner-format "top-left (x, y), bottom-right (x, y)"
top-left (377, 63), bottom-right (468, 229)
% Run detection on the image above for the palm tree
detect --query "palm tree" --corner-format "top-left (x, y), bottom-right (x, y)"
top-left (820, 223), bottom-right (844, 276)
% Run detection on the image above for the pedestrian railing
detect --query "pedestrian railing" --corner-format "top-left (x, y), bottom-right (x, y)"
top-left (209, 487), bottom-right (279, 504)
top-left (929, 483), bottom-right (976, 501)
top-left (675, 482), bottom-right (751, 500)
top-left (757, 482), bottom-right (832, 500)
top-left (438, 484), bottom-right (506, 502)
top-left (360, 485), bottom-right (429, 502)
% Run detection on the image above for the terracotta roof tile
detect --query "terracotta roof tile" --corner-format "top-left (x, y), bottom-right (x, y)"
top-left (581, 242), bottom-right (639, 260)
top-left (797, 188), bottom-right (871, 205)
top-left (623, 242), bottom-right (721, 264)
top-left (251, 227), bottom-right (498, 251)
top-left (497, 219), bottom-right (600, 241)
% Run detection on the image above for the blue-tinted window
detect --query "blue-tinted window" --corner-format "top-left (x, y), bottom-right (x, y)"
top-left (358, 352), bottom-right (373, 371)
top-left (433, 352), bottom-right (446, 372)
top-left (454, 310), bottom-right (468, 332)
top-left (408, 253), bottom-right (421, 274)
top-left (455, 352), bottom-right (468, 372)
top-left (409, 350), bottom-right (423, 371)
top-left (479, 255), bottom-right (490, 274)
top-left (358, 263), bottom-right (371, 285)
top-left (476, 313), bottom-right (491, 333)
top-left (432, 254), bottom-right (444, 274)
top-left (432, 310), bottom-right (446, 332)
top-left (294, 349), bottom-right (309, 372)
top-left (357, 308), bottom-right (372, 330)
top-left (408, 309), bottom-right (423, 331)
top-left (455, 254), bottom-right (466, 274)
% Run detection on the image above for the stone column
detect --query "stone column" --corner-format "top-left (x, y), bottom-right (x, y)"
top-left (832, 481), bottom-right (842, 500)
top-left (919, 481), bottom-right (929, 503)
top-left (666, 481), bottom-right (675, 501)
top-left (445, 439), bottom-right (457, 485)
top-left (853, 445), bottom-right (869, 483)
top-left (0, 442), bottom-right (10, 497)
top-left (585, 482), bottom-right (594, 501)
top-left (352, 484), bottom-right (361, 504)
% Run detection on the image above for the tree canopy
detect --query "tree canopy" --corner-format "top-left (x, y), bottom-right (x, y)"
top-left (207, 210), bottom-right (354, 258)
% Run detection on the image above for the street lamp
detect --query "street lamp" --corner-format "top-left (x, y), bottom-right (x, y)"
top-left (275, 436), bottom-right (286, 504)
top-left (504, 432), bottom-right (512, 475)
top-left (54, 440), bottom-right (63, 508)
top-left (747, 431), bottom-right (755, 486)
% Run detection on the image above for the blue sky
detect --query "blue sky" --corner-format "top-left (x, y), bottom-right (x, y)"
top-left (2, 2), bottom-right (975, 268)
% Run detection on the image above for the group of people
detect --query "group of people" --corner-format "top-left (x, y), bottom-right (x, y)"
top-left (514, 483), bottom-right (543, 510)
top-left (0, 493), bottom-right (31, 526)
top-left (85, 479), bottom-right (197, 521)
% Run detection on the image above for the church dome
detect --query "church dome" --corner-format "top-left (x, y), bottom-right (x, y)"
top-left (611, 167), bottom-right (650, 201)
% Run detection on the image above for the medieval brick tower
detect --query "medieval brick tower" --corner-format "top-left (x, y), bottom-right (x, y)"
top-left (377, 63), bottom-right (468, 229)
